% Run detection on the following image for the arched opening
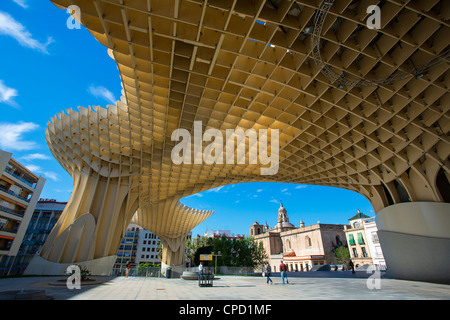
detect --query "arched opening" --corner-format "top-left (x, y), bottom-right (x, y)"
top-left (436, 168), bottom-right (450, 203)
top-left (305, 236), bottom-right (312, 247)
top-left (335, 235), bottom-right (343, 246)
top-left (285, 239), bottom-right (291, 250)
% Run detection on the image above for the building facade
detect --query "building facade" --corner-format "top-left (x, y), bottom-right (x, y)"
top-left (204, 229), bottom-right (243, 240)
top-left (344, 210), bottom-right (386, 270)
top-left (113, 222), bottom-right (162, 274)
top-left (136, 228), bottom-right (161, 266)
top-left (251, 203), bottom-right (348, 272)
top-left (13, 199), bottom-right (67, 274)
top-left (113, 223), bottom-right (140, 273)
top-left (0, 150), bottom-right (46, 275)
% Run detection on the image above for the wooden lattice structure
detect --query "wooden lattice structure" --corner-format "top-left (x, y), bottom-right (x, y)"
top-left (42, 0), bottom-right (449, 267)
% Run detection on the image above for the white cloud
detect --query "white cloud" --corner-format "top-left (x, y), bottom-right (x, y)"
top-left (257, 189), bottom-right (263, 192)
top-left (269, 199), bottom-right (279, 204)
top-left (24, 164), bottom-right (59, 181)
top-left (295, 185), bottom-right (307, 189)
top-left (12, 0), bottom-right (29, 9)
top-left (0, 121), bottom-right (39, 151)
top-left (0, 11), bottom-right (53, 54)
top-left (88, 85), bottom-right (117, 104)
top-left (54, 188), bottom-right (73, 193)
top-left (42, 171), bottom-right (59, 182)
top-left (20, 153), bottom-right (51, 161)
top-left (24, 164), bottom-right (40, 172)
top-left (281, 188), bottom-right (288, 193)
top-left (0, 80), bottom-right (18, 105)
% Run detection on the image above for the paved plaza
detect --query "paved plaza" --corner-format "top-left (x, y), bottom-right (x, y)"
top-left (0, 272), bottom-right (449, 301)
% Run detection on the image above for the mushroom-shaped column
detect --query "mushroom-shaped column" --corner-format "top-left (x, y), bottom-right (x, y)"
top-left (134, 197), bottom-right (213, 276)
top-left (29, 102), bottom-right (151, 275)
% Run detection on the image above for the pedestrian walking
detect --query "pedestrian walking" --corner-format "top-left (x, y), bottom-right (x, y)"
top-left (198, 262), bottom-right (203, 280)
top-left (349, 259), bottom-right (355, 274)
top-left (264, 263), bottom-right (273, 284)
top-left (279, 260), bottom-right (288, 284)
top-left (126, 260), bottom-right (131, 278)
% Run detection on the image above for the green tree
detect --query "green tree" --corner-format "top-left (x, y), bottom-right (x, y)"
top-left (186, 235), bottom-right (268, 268)
top-left (185, 235), bottom-right (210, 266)
top-left (334, 246), bottom-right (351, 266)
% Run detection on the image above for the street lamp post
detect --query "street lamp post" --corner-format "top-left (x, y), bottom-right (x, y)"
top-left (211, 251), bottom-right (222, 275)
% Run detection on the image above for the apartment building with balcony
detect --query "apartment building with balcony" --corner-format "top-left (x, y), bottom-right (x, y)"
top-left (113, 222), bottom-right (140, 274)
top-left (11, 199), bottom-right (67, 274)
top-left (0, 150), bottom-right (46, 274)
top-left (344, 210), bottom-right (386, 270)
top-left (112, 222), bottom-right (163, 275)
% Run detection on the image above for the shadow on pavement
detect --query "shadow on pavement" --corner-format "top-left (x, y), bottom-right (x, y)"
top-left (0, 276), bottom-right (118, 300)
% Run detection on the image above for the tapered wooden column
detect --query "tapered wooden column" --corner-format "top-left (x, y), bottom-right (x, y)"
top-left (40, 168), bottom-right (140, 263)
top-left (135, 197), bottom-right (214, 267)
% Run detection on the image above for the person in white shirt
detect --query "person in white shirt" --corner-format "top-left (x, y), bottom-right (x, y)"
top-left (198, 262), bottom-right (203, 279)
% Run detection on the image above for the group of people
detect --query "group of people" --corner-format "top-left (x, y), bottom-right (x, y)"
top-left (264, 259), bottom-right (356, 284)
top-left (264, 261), bottom-right (289, 285)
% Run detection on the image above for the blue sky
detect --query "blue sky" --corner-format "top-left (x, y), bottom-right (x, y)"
top-left (0, 1), bottom-right (374, 237)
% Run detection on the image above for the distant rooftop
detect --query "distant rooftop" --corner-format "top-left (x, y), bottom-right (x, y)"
top-left (348, 209), bottom-right (371, 221)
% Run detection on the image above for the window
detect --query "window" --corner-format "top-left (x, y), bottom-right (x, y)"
top-left (352, 248), bottom-right (358, 258)
top-left (375, 246), bottom-right (383, 257)
top-left (371, 231), bottom-right (379, 243)
top-left (305, 236), bottom-right (311, 247)
top-left (286, 239), bottom-right (291, 250)
top-left (0, 218), bottom-right (7, 230)
top-left (361, 247), bottom-right (368, 257)
top-left (348, 234), bottom-right (355, 245)
top-left (357, 233), bottom-right (365, 244)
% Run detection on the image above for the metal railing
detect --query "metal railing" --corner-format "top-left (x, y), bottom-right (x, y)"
top-left (4, 168), bottom-right (36, 188)
top-left (0, 185), bottom-right (30, 203)
top-left (112, 266), bottom-right (161, 277)
top-left (0, 204), bottom-right (25, 218)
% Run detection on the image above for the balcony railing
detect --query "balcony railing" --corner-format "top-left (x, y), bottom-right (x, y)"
top-left (0, 204), bottom-right (25, 218)
top-left (0, 225), bottom-right (16, 233)
top-left (0, 185), bottom-right (30, 203)
top-left (4, 168), bottom-right (36, 188)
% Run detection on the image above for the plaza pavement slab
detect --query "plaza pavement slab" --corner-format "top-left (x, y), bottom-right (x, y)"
top-left (0, 271), bottom-right (449, 301)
